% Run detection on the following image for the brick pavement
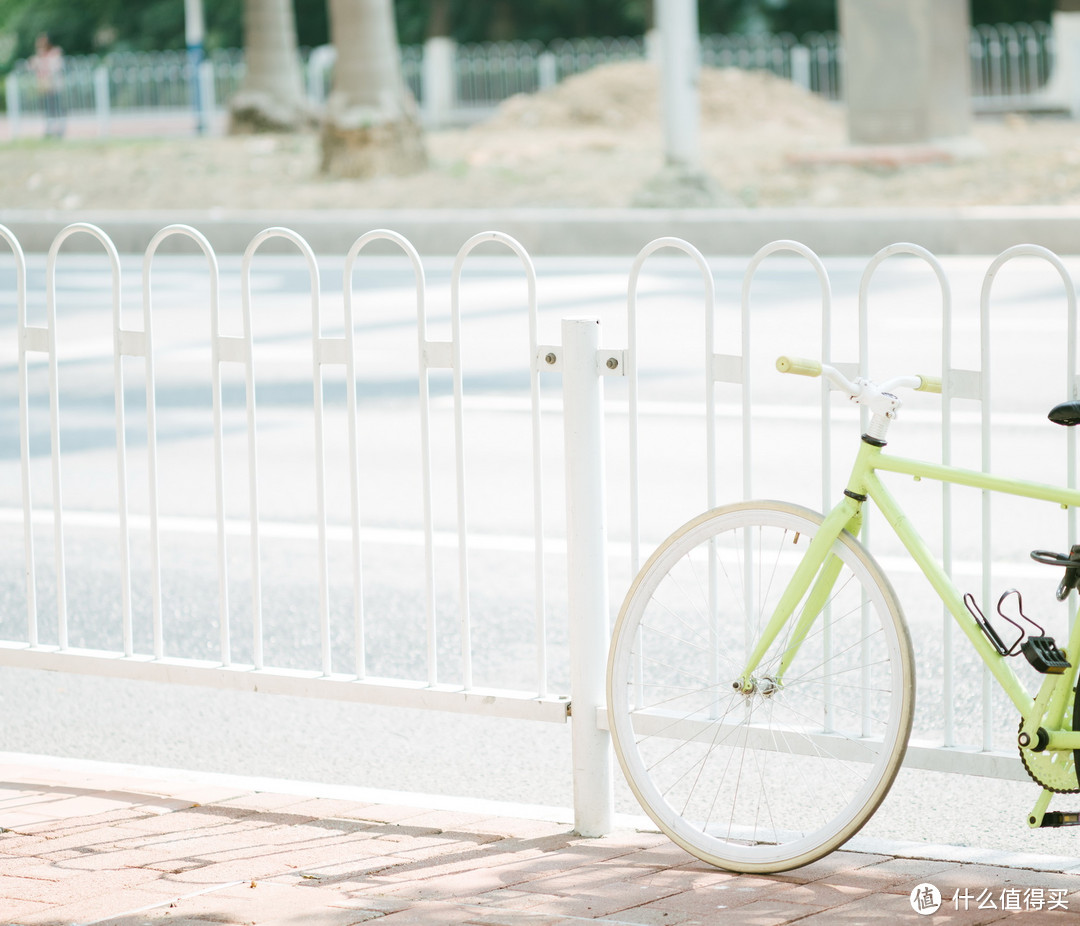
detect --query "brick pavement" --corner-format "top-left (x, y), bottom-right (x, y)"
top-left (3, 756), bottom-right (1080, 925)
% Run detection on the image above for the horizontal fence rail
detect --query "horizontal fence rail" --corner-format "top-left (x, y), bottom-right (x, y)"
top-left (0, 222), bottom-right (1077, 828)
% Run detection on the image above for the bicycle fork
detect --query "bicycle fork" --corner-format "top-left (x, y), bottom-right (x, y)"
top-left (734, 495), bottom-right (864, 693)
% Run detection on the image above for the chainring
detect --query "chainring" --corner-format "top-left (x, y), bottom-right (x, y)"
top-left (1020, 690), bottom-right (1080, 794)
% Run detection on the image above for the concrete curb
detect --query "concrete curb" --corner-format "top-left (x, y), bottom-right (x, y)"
top-left (2, 206), bottom-right (1079, 256)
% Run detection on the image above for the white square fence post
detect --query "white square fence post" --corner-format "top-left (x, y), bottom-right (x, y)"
top-left (561, 317), bottom-right (615, 837)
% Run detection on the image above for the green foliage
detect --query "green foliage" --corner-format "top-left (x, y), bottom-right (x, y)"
top-left (761, 0), bottom-right (837, 35)
top-left (0, 0), bottom-right (327, 60)
top-left (971, 1), bottom-right (1054, 26)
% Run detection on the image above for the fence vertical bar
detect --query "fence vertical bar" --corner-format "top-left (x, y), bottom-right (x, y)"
top-left (144, 225), bottom-right (223, 661)
top-left (562, 317), bottom-right (613, 838)
top-left (6, 226), bottom-right (35, 643)
top-left (5, 74), bottom-right (19, 140)
top-left (239, 238), bottom-right (264, 670)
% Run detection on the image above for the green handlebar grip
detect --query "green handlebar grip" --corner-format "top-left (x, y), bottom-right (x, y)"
top-left (916, 375), bottom-right (943, 394)
top-left (776, 356), bottom-right (822, 377)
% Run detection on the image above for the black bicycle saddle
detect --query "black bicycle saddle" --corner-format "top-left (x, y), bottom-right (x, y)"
top-left (1048, 400), bottom-right (1080, 427)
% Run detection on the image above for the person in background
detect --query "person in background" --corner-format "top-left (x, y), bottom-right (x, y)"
top-left (30, 33), bottom-right (65, 138)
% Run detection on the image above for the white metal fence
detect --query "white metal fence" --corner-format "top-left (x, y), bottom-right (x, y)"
top-left (2, 21), bottom-right (1062, 138)
top-left (0, 223), bottom-right (1077, 832)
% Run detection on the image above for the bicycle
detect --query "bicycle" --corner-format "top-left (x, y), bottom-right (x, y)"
top-left (607, 356), bottom-right (1080, 873)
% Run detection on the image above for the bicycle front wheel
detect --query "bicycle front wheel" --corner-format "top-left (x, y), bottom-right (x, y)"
top-left (608, 500), bottom-right (914, 873)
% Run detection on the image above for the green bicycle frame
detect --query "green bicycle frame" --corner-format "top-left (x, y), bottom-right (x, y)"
top-left (740, 436), bottom-right (1080, 751)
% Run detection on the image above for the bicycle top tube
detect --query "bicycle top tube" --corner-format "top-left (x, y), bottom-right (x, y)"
top-left (775, 355), bottom-right (942, 442)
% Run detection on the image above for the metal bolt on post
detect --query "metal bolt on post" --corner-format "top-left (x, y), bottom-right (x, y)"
top-left (561, 317), bottom-right (614, 837)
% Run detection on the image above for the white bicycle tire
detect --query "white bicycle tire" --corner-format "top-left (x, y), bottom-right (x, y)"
top-left (607, 500), bottom-right (915, 873)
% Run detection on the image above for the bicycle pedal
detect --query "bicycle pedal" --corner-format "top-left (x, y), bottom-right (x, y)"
top-left (1021, 636), bottom-right (1071, 675)
top-left (1040, 811), bottom-right (1080, 827)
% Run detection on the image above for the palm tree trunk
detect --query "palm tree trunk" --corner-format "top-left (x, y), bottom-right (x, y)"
top-left (229, 0), bottom-right (311, 133)
top-left (320, 0), bottom-right (427, 177)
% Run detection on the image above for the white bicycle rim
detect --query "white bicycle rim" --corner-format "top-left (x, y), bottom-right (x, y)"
top-left (607, 500), bottom-right (914, 873)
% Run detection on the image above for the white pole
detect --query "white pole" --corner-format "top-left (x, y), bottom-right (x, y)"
top-left (422, 36), bottom-right (455, 127)
top-left (562, 317), bottom-right (614, 838)
top-left (184, 0), bottom-right (207, 134)
top-left (538, 50), bottom-right (557, 90)
top-left (93, 66), bottom-right (110, 138)
top-left (6, 73), bottom-right (20, 141)
top-left (657, 0), bottom-right (701, 171)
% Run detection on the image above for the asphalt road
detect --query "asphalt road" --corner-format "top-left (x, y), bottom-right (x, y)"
top-left (3, 246), bottom-right (1080, 856)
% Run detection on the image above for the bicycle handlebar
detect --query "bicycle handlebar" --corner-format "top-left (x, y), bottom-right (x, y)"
top-left (775, 356), bottom-right (942, 395)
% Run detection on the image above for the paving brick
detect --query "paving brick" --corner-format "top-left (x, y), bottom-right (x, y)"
top-left (463, 911), bottom-right (577, 926)
top-left (385, 809), bottom-right (495, 830)
top-left (997, 910), bottom-right (1080, 923)
top-left (15, 885), bottom-right (194, 926)
top-left (688, 898), bottom-right (828, 925)
top-left (646, 878), bottom-right (798, 915)
top-left (259, 797), bottom-right (382, 819)
top-left (769, 879), bottom-right (872, 908)
top-left (18, 823), bottom-right (155, 859)
top-left (120, 807), bottom-right (248, 835)
top-left (524, 863), bottom-right (668, 895)
top-left (524, 888), bottom-right (671, 920)
top-left (257, 816), bottom-right (377, 844)
top-left (448, 817), bottom-right (570, 840)
top-left (597, 904), bottom-right (711, 925)
top-left (0, 896), bottom-right (55, 921)
top-left (265, 855), bottom-right (405, 884)
top-left (794, 890), bottom-right (1006, 924)
top-left (371, 900), bottom-right (512, 924)
top-left (362, 827), bottom-right (462, 854)
top-left (137, 853), bottom-right (307, 887)
top-left (149, 879), bottom-right (390, 925)
top-left (0, 856), bottom-right (87, 881)
top-left (0, 865), bottom-right (163, 906)
top-left (216, 790), bottom-right (320, 812)
top-left (564, 874), bottom-right (686, 907)
top-left (350, 845), bottom-right (551, 888)
top-left (450, 887), bottom-right (556, 911)
top-left (341, 803), bottom-right (437, 824)
top-left (4, 806), bottom-right (153, 837)
top-left (152, 786), bottom-right (251, 806)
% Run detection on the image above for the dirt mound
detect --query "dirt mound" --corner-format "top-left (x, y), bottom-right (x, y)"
top-left (485, 60), bottom-right (840, 134)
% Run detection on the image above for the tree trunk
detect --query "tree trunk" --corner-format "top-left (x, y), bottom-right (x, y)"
top-left (320, 0), bottom-right (427, 178)
top-left (426, 0), bottom-right (452, 38)
top-left (229, 0), bottom-right (312, 133)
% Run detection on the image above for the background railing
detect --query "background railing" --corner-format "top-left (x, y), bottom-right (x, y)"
top-left (1, 21), bottom-right (1064, 138)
